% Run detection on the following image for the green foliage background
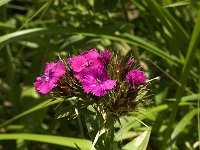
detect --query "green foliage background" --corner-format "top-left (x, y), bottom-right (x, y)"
top-left (0, 0), bottom-right (200, 149)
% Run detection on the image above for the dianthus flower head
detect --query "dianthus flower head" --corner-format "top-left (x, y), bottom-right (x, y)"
top-left (33, 61), bottom-right (66, 94)
top-left (99, 50), bottom-right (111, 64)
top-left (68, 49), bottom-right (103, 80)
top-left (126, 69), bottom-right (146, 90)
top-left (81, 67), bottom-right (116, 97)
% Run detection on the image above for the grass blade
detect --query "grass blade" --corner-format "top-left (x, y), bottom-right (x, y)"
top-left (0, 0), bottom-right (11, 7)
top-left (163, 0), bottom-right (200, 7)
top-left (123, 130), bottom-right (151, 150)
top-left (171, 109), bottom-right (198, 139)
top-left (167, 93), bottom-right (200, 102)
top-left (0, 98), bottom-right (63, 128)
top-left (0, 27), bottom-right (180, 65)
top-left (162, 9), bottom-right (200, 150)
top-left (0, 133), bottom-right (92, 150)
top-left (115, 102), bottom-right (192, 139)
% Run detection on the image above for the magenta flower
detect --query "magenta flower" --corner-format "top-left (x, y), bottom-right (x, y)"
top-left (34, 61), bottom-right (66, 94)
top-left (82, 67), bottom-right (116, 96)
top-left (68, 49), bottom-right (103, 80)
top-left (99, 50), bottom-right (111, 64)
top-left (126, 69), bottom-right (146, 90)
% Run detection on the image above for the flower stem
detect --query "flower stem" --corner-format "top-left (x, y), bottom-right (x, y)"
top-left (104, 115), bottom-right (116, 150)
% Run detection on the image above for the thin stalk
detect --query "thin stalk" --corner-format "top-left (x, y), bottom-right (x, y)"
top-left (104, 115), bottom-right (116, 149)
top-left (146, 58), bottom-right (193, 94)
top-left (77, 115), bottom-right (85, 138)
top-left (18, 1), bottom-right (50, 30)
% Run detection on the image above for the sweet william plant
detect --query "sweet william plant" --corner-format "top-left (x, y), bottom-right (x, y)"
top-left (34, 49), bottom-right (150, 149)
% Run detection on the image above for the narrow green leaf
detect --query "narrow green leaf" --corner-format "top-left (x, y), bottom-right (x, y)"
top-left (115, 102), bottom-right (192, 140)
top-left (148, 1), bottom-right (189, 41)
top-left (122, 33), bottom-right (180, 64)
top-left (0, 133), bottom-right (92, 150)
top-left (0, 0), bottom-right (11, 7)
top-left (167, 94), bottom-right (200, 102)
top-left (0, 28), bottom-right (46, 44)
top-left (171, 109), bottom-right (198, 139)
top-left (131, 0), bottom-right (189, 51)
top-left (163, 0), bottom-right (200, 7)
top-left (123, 130), bottom-right (151, 150)
top-left (18, 0), bottom-right (51, 30)
top-left (0, 98), bottom-right (63, 127)
top-left (0, 22), bottom-right (15, 30)
top-left (162, 10), bottom-right (200, 149)
top-left (55, 105), bottom-right (78, 119)
top-left (0, 27), bottom-right (180, 65)
top-left (60, 34), bottom-right (85, 50)
top-left (115, 131), bottom-right (138, 141)
top-left (17, 41), bottom-right (39, 48)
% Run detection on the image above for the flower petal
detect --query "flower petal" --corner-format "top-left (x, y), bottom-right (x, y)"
top-left (34, 79), bottom-right (57, 94)
top-left (82, 49), bottom-right (99, 60)
top-left (53, 61), bottom-right (66, 77)
top-left (82, 75), bottom-right (96, 94)
top-left (34, 61), bottom-right (66, 94)
top-left (68, 55), bottom-right (86, 72)
top-left (90, 84), bottom-right (107, 97)
top-left (102, 80), bottom-right (116, 90)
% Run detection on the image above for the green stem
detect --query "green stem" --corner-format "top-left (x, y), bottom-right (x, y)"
top-left (104, 115), bottom-right (116, 150)
top-left (77, 115), bottom-right (85, 138)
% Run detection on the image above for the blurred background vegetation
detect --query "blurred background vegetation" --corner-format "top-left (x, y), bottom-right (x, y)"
top-left (0, 0), bottom-right (200, 149)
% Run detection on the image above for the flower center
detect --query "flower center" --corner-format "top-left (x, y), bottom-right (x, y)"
top-left (96, 78), bottom-right (102, 84)
top-left (44, 72), bottom-right (53, 81)
top-left (84, 61), bottom-right (93, 68)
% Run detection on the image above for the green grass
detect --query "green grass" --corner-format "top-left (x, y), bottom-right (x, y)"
top-left (0, 133), bottom-right (92, 150)
top-left (0, 0), bottom-right (199, 149)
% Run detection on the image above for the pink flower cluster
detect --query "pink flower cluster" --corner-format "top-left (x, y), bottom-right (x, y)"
top-left (68, 49), bottom-right (115, 96)
top-left (33, 49), bottom-right (147, 97)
